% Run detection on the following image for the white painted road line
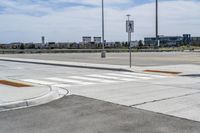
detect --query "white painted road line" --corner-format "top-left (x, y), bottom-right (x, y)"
top-left (47, 77), bottom-right (95, 85)
top-left (53, 84), bottom-right (72, 88)
top-left (22, 79), bottom-right (57, 85)
top-left (120, 72), bottom-right (166, 78)
top-left (69, 76), bottom-right (116, 83)
top-left (87, 74), bottom-right (137, 81)
top-left (106, 73), bottom-right (153, 80)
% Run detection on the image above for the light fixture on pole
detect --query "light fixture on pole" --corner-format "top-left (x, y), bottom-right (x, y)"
top-left (101, 0), bottom-right (106, 58)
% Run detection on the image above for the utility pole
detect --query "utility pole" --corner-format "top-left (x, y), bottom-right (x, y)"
top-left (156, 0), bottom-right (159, 48)
top-left (101, 0), bottom-right (106, 58)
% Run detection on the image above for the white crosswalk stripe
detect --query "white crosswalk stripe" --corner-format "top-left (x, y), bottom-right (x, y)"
top-left (21, 72), bottom-right (167, 87)
top-left (69, 76), bottom-right (116, 83)
top-left (106, 73), bottom-right (153, 80)
top-left (120, 72), bottom-right (166, 78)
top-left (47, 77), bottom-right (95, 85)
top-left (87, 74), bottom-right (137, 81)
top-left (53, 84), bottom-right (72, 87)
top-left (23, 79), bottom-right (57, 85)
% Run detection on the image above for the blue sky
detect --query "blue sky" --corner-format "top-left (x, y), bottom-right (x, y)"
top-left (0, 0), bottom-right (200, 43)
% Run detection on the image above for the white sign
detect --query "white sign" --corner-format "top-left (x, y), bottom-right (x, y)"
top-left (126, 20), bottom-right (134, 33)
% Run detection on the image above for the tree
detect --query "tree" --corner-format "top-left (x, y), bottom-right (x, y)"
top-left (20, 44), bottom-right (25, 49)
top-left (138, 40), bottom-right (143, 49)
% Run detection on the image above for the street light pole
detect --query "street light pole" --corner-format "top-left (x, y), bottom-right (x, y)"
top-left (101, 0), bottom-right (106, 58)
top-left (156, 0), bottom-right (159, 48)
top-left (127, 14), bottom-right (132, 68)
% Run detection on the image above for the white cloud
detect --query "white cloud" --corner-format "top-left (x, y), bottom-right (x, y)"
top-left (0, 0), bottom-right (200, 43)
top-left (49, 0), bottom-right (131, 5)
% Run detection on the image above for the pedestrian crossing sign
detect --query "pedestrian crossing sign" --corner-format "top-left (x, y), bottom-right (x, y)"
top-left (126, 20), bottom-right (134, 33)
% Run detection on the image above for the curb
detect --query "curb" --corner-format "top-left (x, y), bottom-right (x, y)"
top-left (0, 86), bottom-right (69, 112)
top-left (0, 57), bottom-right (133, 72)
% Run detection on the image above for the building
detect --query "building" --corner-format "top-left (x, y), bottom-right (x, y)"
top-left (82, 36), bottom-right (92, 44)
top-left (94, 37), bottom-right (101, 44)
top-left (41, 36), bottom-right (45, 44)
top-left (144, 35), bottom-right (184, 47)
top-left (191, 37), bottom-right (200, 46)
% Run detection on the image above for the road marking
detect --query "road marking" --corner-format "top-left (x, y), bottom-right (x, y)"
top-left (106, 73), bottom-right (153, 80)
top-left (69, 76), bottom-right (116, 83)
top-left (22, 72), bottom-right (166, 87)
top-left (87, 74), bottom-right (137, 81)
top-left (23, 79), bottom-right (56, 85)
top-left (47, 77), bottom-right (95, 85)
top-left (120, 72), bottom-right (166, 78)
top-left (53, 84), bottom-right (72, 87)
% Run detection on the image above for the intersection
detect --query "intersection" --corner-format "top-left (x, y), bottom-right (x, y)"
top-left (0, 52), bottom-right (200, 132)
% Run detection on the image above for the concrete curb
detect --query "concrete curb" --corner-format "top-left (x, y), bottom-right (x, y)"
top-left (0, 57), bottom-right (133, 72)
top-left (0, 86), bottom-right (69, 112)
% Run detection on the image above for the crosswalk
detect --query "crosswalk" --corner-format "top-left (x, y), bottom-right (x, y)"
top-left (21, 72), bottom-right (167, 88)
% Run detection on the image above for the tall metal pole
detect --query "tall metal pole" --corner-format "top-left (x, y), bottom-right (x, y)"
top-left (101, 0), bottom-right (106, 58)
top-left (127, 14), bottom-right (132, 68)
top-left (156, 0), bottom-right (159, 48)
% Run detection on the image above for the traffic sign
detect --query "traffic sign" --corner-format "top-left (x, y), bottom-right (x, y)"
top-left (126, 20), bottom-right (134, 33)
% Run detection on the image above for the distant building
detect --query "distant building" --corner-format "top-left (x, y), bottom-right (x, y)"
top-left (82, 36), bottom-right (92, 44)
top-left (48, 42), bottom-right (56, 49)
top-left (41, 36), bottom-right (45, 44)
top-left (191, 37), bottom-right (200, 46)
top-left (94, 37), bottom-right (101, 44)
top-left (144, 35), bottom-right (183, 47)
top-left (10, 42), bottom-right (23, 49)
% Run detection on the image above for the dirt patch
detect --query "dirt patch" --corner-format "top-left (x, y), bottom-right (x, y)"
top-left (144, 70), bottom-right (182, 75)
top-left (0, 80), bottom-right (32, 87)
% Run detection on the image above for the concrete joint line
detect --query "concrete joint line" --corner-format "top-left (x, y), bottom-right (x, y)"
top-left (130, 91), bottom-right (200, 107)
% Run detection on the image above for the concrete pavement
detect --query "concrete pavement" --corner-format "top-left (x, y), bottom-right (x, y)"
top-left (1, 95), bottom-right (200, 133)
top-left (1, 52), bottom-right (200, 66)
top-left (0, 60), bottom-right (200, 122)
top-left (0, 53), bottom-right (200, 132)
top-left (0, 57), bottom-right (133, 72)
top-left (0, 79), bottom-right (68, 112)
top-left (1, 56), bottom-right (200, 76)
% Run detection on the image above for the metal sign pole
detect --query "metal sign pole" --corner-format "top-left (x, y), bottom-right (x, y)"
top-left (126, 14), bottom-right (133, 68)
top-left (129, 32), bottom-right (132, 68)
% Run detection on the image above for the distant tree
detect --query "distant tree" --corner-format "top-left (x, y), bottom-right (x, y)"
top-left (28, 44), bottom-right (35, 49)
top-left (125, 42), bottom-right (128, 47)
top-left (138, 40), bottom-right (143, 48)
top-left (20, 44), bottom-right (25, 49)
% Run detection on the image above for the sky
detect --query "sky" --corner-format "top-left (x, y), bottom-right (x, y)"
top-left (0, 0), bottom-right (200, 43)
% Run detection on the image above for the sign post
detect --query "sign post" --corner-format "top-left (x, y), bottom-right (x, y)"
top-left (126, 15), bottom-right (134, 68)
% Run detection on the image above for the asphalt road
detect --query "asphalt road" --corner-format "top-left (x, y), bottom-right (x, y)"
top-left (1, 95), bottom-right (200, 133)
top-left (1, 52), bottom-right (200, 66)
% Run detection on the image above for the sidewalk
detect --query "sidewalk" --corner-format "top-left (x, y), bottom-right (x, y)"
top-left (0, 80), bottom-right (68, 112)
top-left (0, 57), bottom-right (199, 75)
top-left (0, 57), bottom-right (134, 72)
